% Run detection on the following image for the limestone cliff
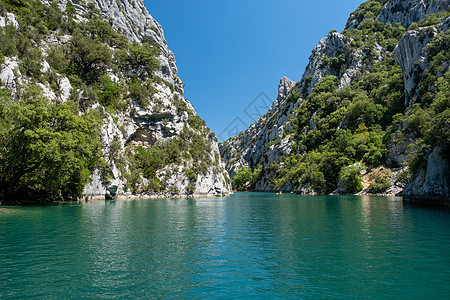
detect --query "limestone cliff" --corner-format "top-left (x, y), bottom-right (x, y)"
top-left (220, 0), bottom-right (449, 202)
top-left (394, 16), bottom-right (449, 105)
top-left (220, 76), bottom-right (296, 191)
top-left (0, 0), bottom-right (231, 201)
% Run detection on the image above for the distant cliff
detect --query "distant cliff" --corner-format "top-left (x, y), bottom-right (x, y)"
top-left (220, 0), bottom-right (449, 204)
top-left (0, 0), bottom-right (230, 204)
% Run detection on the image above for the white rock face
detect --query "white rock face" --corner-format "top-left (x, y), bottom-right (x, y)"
top-left (220, 76), bottom-right (297, 186)
top-left (81, 0), bottom-right (230, 199)
top-left (300, 32), bottom-right (346, 95)
top-left (346, 0), bottom-right (449, 30)
top-left (221, 0), bottom-right (449, 199)
top-left (338, 67), bottom-right (358, 89)
top-left (0, 57), bottom-right (22, 91)
top-left (377, 0), bottom-right (449, 29)
top-left (277, 76), bottom-right (295, 101)
top-left (90, 0), bottom-right (182, 92)
top-left (37, 83), bottom-right (57, 100)
top-left (0, 13), bottom-right (19, 28)
top-left (221, 23), bottom-right (389, 191)
top-left (394, 29), bottom-right (432, 106)
top-left (83, 169), bottom-right (108, 199)
top-left (298, 30), bottom-right (386, 96)
top-left (54, 0), bottom-right (182, 92)
top-left (0, 1), bottom-right (230, 199)
top-left (394, 17), bottom-right (450, 107)
top-left (40, 59), bottom-right (51, 73)
top-left (58, 77), bottom-right (72, 102)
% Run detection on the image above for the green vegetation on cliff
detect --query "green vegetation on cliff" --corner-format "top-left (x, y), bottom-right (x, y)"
top-left (0, 86), bottom-right (101, 203)
top-left (232, 165), bottom-right (262, 191)
top-left (269, 55), bottom-right (405, 193)
top-left (0, 0), bottom-right (223, 202)
top-left (228, 1), bottom-right (449, 194)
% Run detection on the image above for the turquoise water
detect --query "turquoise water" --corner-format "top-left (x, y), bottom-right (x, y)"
top-left (1, 193), bottom-right (450, 298)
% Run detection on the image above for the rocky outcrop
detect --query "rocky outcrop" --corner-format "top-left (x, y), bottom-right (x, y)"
top-left (51, 0), bottom-right (181, 94)
top-left (394, 29), bottom-right (434, 106)
top-left (277, 76), bottom-right (295, 101)
top-left (394, 16), bottom-right (450, 106)
top-left (0, 12), bottom-right (19, 28)
top-left (300, 32), bottom-right (346, 95)
top-left (376, 0), bottom-right (449, 29)
top-left (346, 0), bottom-right (450, 30)
top-left (221, 15), bottom-right (388, 192)
top-left (403, 146), bottom-right (450, 205)
top-left (94, 0), bottom-right (182, 93)
top-left (219, 76), bottom-right (297, 182)
top-left (0, 0), bottom-right (231, 200)
top-left (0, 57), bottom-right (22, 91)
top-left (81, 0), bottom-right (230, 198)
top-left (221, 0), bottom-right (449, 202)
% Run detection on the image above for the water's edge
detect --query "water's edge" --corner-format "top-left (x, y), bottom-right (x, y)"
top-left (2, 191), bottom-right (449, 207)
top-left (0, 192), bottom-right (233, 206)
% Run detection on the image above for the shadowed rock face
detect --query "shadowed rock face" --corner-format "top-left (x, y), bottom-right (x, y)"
top-left (403, 146), bottom-right (450, 205)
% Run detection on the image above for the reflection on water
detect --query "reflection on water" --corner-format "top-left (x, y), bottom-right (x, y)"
top-left (1, 194), bottom-right (450, 298)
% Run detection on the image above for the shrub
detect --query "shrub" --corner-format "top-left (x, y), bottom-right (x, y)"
top-left (47, 45), bottom-right (67, 74)
top-left (128, 78), bottom-right (153, 108)
top-left (300, 163), bottom-right (325, 191)
top-left (188, 113), bottom-right (206, 131)
top-left (65, 1), bottom-right (76, 15)
top-left (232, 167), bottom-right (252, 191)
top-left (135, 145), bottom-right (165, 180)
top-left (251, 164), bottom-right (263, 187)
top-left (338, 163), bottom-right (365, 194)
top-left (128, 41), bottom-right (160, 75)
top-left (96, 75), bottom-right (125, 110)
top-left (186, 182), bottom-right (196, 195)
top-left (20, 47), bottom-right (42, 78)
top-left (185, 168), bottom-right (197, 182)
top-left (368, 170), bottom-right (391, 193)
top-left (351, 0), bottom-right (386, 23)
top-left (82, 19), bottom-right (128, 48)
top-left (70, 33), bottom-right (112, 82)
top-left (346, 97), bottom-right (385, 129)
top-left (394, 169), bottom-right (410, 188)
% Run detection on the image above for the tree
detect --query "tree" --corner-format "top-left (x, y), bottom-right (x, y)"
top-left (0, 86), bottom-right (101, 203)
top-left (338, 163), bottom-right (365, 194)
top-left (83, 19), bottom-right (128, 48)
top-left (96, 75), bottom-right (124, 109)
top-left (300, 163), bottom-right (325, 192)
top-left (128, 41), bottom-right (160, 75)
top-left (426, 72), bottom-right (450, 146)
top-left (232, 167), bottom-right (252, 191)
top-left (346, 96), bottom-right (385, 129)
top-left (69, 33), bottom-right (112, 83)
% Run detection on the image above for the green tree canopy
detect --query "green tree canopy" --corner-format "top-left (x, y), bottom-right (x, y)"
top-left (232, 167), bottom-right (253, 191)
top-left (0, 86), bottom-right (102, 203)
top-left (128, 41), bottom-right (160, 76)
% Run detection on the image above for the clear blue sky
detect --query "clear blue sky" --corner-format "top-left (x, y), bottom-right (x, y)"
top-left (143, 0), bottom-right (364, 141)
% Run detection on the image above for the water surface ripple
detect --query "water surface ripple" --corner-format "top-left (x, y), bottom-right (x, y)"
top-left (1, 193), bottom-right (449, 298)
